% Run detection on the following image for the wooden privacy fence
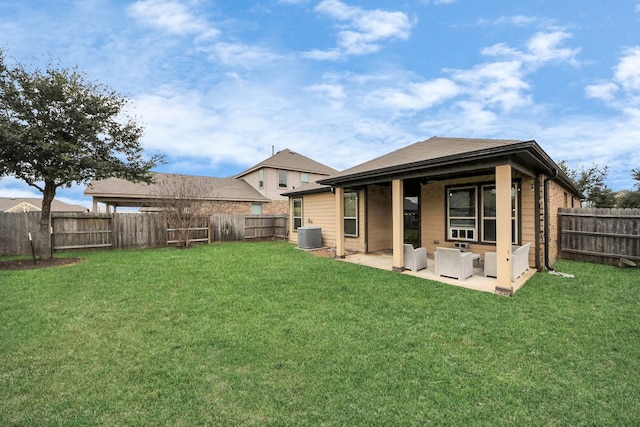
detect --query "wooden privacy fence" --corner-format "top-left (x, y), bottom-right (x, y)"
top-left (1, 212), bottom-right (289, 256)
top-left (209, 214), bottom-right (288, 242)
top-left (559, 208), bottom-right (640, 266)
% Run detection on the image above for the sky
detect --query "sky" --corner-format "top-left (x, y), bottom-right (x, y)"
top-left (1, 0), bottom-right (639, 208)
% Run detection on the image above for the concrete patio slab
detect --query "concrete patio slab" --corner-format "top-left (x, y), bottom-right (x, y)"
top-left (340, 251), bottom-right (535, 295)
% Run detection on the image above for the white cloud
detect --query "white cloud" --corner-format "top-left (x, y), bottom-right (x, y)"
top-left (202, 42), bottom-right (282, 68)
top-left (449, 61), bottom-right (531, 112)
top-left (127, 0), bottom-right (219, 38)
top-left (615, 46), bottom-right (640, 92)
top-left (367, 78), bottom-right (460, 110)
top-left (585, 81), bottom-right (619, 102)
top-left (310, 0), bottom-right (414, 58)
top-left (586, 46), bottom-right (640, 108)
top-left (525, 31), bottom-right (580, 65)
top-left (482, 31), bottom-right (580, 67)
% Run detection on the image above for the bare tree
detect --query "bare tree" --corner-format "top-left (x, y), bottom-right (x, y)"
top-left (152, 174), bottom-right (211, 248)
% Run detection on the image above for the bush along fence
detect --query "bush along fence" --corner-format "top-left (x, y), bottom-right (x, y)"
top-left (559, 207), bottom-right (640, 266)
top-left (0, 212), bottom-right (289, 257)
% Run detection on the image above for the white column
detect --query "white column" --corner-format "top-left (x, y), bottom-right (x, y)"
top-left (392, 179), bottom-right (404, 272)
top-left (335, 187), bottom-right (345, 258)
top-left (495, 165), bottom-right (513, 291)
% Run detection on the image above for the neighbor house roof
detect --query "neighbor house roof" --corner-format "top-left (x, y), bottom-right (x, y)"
top-left (319, 136), bottom-right (579, 193)
top-left (234, 148), bottom-right (338, 178)
top-left (85, 173), bottom-right (269, 207)
top-left (281, 181), bottom-right (333, 197)
top-left (0, 197), bottom-right (88, 213)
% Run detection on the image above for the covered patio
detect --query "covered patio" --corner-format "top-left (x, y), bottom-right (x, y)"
top-left (340, 250), bottom-right (535, 295)
top-left (287, 137), bottom-right (580, 297)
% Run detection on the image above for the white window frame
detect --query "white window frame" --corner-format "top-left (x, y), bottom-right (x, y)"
top-left (258, 169), bottom-right (264, 189)
top-left (480, 183), bottom-right (519, 244)
top-left (293, 198), bottom-right (303, 230)
top-left (344, 191), bottom-right (358, 237)
top-left (279, 170), bottom-right (288, 188)
top-left (447, 186), bottom-right (477, 241)
top-left (301, 172), bottom-right (310, 185)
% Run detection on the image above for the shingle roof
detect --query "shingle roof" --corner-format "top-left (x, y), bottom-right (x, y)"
top-left (281, 181), bottom-right (333, 197)
top-left (234, 148), bottom-right (338, 178)
top-left (318, 136), bottom-right (579, 194)
top-left (0, 197), bottom-right (88, 212)
top-left (326, 137), bottom-right (523, 180)
top-left (85, 173), bottom-right (269, 203)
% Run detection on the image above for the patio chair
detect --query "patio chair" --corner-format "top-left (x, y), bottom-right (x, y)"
top-left (403, 243), bottom-right (427, 272)
top-left (434, 247), bottom-right (474, 280)
top-left (484, 242), bottom-right (531, 281)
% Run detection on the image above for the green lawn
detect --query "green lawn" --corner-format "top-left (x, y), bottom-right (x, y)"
top-left (1, 242), bottom-right (639, 426)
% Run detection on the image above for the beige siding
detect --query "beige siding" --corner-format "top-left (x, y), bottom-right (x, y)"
top-left (262, 169), bottom-right (332, 201)
top-left (289, 192), bottom-right (336, 248)
top-left (367, 184), bottom-right (392, 252)
top-left (288, 189), bottom-right (365, 252)
top-left (421, 181), bottom-right (446, 257)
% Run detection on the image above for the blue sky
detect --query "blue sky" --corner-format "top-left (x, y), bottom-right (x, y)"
top-left (1, 0), bottom-right (639, 208)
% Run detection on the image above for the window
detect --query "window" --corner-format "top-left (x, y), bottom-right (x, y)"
top-left (251, 203), bottom-right (262, 215)
top-left (301, 172), bottom-right (310, 185)
top-left (344, 191), bottom-right (358, 237)
top-left (448, 187), bottom-right (476, 241)
top-left (258, 169), bottom-right (264, 189)
top-left (448, 182), bottom-right (520, 243)
top-left (293, 198), bottom-right (303, 230)
top-left (279, 170), bottom-right (288, 188)
top-left (481, 183), bottom-right (518, 244)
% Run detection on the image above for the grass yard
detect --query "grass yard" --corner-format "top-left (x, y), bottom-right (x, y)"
top-left (1, 242), bottom-right (639, 426)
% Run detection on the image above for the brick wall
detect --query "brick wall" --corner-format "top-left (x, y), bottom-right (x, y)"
top-left (542, 177), bottom-right (580, 266)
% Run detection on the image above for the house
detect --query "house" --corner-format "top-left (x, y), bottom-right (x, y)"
top-left (284, 137), bottom-right (581, 294)
top-left (0, 197), bottom-right (88, 213)
top-left (85, 149), bottom-right (337, 215)
top-left (233, 148), bottom-right (338, 214)
top-left (85, 173), bottom-right (269, 214)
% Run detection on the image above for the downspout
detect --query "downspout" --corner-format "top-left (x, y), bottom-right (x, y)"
top-left (364, 186), bottom-right (369, 253)
top-left (543, 168), bottom-right (558, 271)
top-left (534, 175), bottom-right (541, 270)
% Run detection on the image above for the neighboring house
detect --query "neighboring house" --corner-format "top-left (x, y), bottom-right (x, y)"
top-left (284, 137), bottom-right (581, 294)
top-left (233, 148), bottom-right (338, 214)
top-left (85, 148), bottom-right (337, 215)
top-left (85, 173), bottom-right (269, 214)
top-left (0, 197), bottom-right (88, 213)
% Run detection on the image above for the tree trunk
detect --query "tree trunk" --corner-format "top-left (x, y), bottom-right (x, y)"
top-left (38, 182), bottom-right (57, 260)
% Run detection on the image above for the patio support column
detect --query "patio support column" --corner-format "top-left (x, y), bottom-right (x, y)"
top-left (92, 199), bottom-right (98, 213)
top-left (495, 165), bottom-right (513, 294)
top-left (392, 179), bottom-right (404, 272)
top-left (335, 186), bottom-right (345, 258)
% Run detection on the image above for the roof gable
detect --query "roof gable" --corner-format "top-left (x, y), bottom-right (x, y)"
top-left (0, 197), bottom-right (87, 212)
top-left (234, 148), bottom-right (338, 178)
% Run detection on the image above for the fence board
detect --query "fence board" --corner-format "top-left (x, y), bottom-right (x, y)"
top-left (0, 212), bottom-right (41, 256)
top-left (2, 212), bottom-right (290, 256)
top-left (559, 208), bottom-right (640, 266)
top-left (52, 213), bottom-right (112, 251)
